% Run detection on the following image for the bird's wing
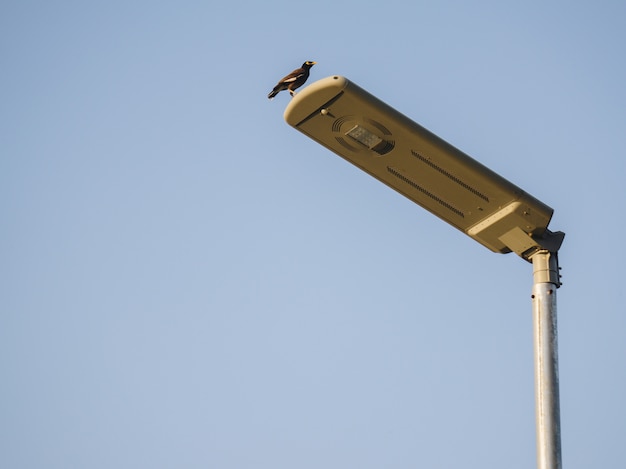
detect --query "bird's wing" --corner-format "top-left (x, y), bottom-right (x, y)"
top-left (280, 70), bottom-right (305, 83)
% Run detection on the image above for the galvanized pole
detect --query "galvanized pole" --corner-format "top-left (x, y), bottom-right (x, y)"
top-left (530, 250), bottom-right (562, 469)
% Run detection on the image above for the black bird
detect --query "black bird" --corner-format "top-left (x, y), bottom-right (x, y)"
top-left (268, 61), bottom-right (316, 99)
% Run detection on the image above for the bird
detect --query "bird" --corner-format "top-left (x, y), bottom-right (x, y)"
top-left (268, 61), bottom-right (316, 99)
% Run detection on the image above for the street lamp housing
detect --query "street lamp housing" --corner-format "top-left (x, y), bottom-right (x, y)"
top-left (284, 76), bottom-right (563, 260)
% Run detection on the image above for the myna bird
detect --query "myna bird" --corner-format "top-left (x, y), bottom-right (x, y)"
top-left (268, 61), bottom-right (316, 99)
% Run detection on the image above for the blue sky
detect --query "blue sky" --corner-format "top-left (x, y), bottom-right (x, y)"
top-left (2, 1), bottom-right (625, 468)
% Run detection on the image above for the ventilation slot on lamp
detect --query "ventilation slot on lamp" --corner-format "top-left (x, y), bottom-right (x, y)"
top-left (411, 150), bottom-right (490, 202)
top-left (387, 166), bottom-right (465, 218)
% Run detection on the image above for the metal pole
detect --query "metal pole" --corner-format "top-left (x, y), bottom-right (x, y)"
top-left (531, 250), bottom-right (562, 469)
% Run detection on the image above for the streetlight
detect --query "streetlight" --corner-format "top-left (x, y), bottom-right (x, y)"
top-left (283, 75), bottom-right (565, 469)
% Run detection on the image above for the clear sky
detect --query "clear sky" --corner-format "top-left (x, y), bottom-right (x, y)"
top-left (2, 1), bottom-right (625, 468)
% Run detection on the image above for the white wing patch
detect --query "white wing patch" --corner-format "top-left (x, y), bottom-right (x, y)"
top-left (283, 74), bottom-right (302, 83)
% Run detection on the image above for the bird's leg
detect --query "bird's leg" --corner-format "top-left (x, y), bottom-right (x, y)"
top-left (289, 90), bottom-right (296, 97)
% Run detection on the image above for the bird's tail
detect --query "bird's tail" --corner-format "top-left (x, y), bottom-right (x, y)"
top-left (268, 89), bottom-right (279, 100)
